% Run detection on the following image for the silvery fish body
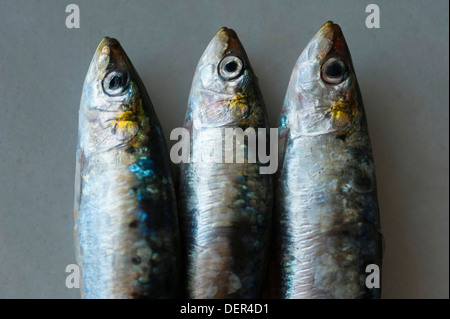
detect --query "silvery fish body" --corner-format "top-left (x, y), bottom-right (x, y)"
top-left (178, 28), bottom-right (272, 298)
top-left (275, 22), bottom-right (383, 299)
top-left (74, 38), bottom-right (180, 298)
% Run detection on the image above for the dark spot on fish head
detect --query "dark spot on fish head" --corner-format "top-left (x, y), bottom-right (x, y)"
top-left (126, 146), bottom-right (136, 154)
top-left (321, 57), bottom-right (348, 84)
top-left (109, 75), bottom-right (122, 89)
top-left (131, 256), bottom-right (141, 264)
top-left (219, 55), bottom-right (244, 81)
top-left (129, 220), bottom-right (139, 228)
top-left (102, 70), bottom-right (130, 96)
top-left (351, 168), bottom-right (374, 193)
top-left (225, 60), bottom-right (237, 72)
top-left (325, 60), bottom-right (343, 76)
top-left (336, 133), bottom-right (347, 142)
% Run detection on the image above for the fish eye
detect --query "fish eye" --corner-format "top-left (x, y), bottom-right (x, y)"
top-left (321, 58), bottom-right (348, 84)
top-left (219, 56), bottom-right (244, 81)
top-left (102, 71), bottom-right (129, 96)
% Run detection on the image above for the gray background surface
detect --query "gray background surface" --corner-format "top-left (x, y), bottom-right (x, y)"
top-left (0, 0), bottom-right (448, 298)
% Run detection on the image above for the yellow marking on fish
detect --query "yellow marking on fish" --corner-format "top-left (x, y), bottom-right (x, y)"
top-left (230, 92), bottom-right (250, 117)
top-left (114, 96), bottom-right (146, 133)
top-left (116, 111), bottom-right (138, 129)
top-left (331, 99), bottom-right (358, 127)
top-left (329, 97), bottom-right (362, 138)
top-left (331, 100), bottom-right (352, 117)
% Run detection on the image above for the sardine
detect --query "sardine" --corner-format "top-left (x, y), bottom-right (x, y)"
top-left (274, 22), bottom-right (383, 299)
top-left (74, 37), bottom-right (180, 298)
top-left (178, 28), bottom-right (273, 298)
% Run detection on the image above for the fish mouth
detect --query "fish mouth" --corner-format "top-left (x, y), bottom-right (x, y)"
top-left (314, 21), bottom-right (348, 56)
top-left (214, 27), bottom-right (238, 41)
top-left (209, 27), bottom-right (247, 59)
top-left (96, 37), bottom-right (122, 53)
top-left (316, 21), bottom-right (343, 39)
top-left (300, 21), bottom-right (351, 70)
top-left (94, 37), bottom-right (128, 71)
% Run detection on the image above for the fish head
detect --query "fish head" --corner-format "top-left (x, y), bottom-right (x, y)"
top-left (79, 37), bottom-right (149, 153)
top-left (285, 21), bottom-right (362, 136)
top-left (188, 27), bottom-right (261, 129)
